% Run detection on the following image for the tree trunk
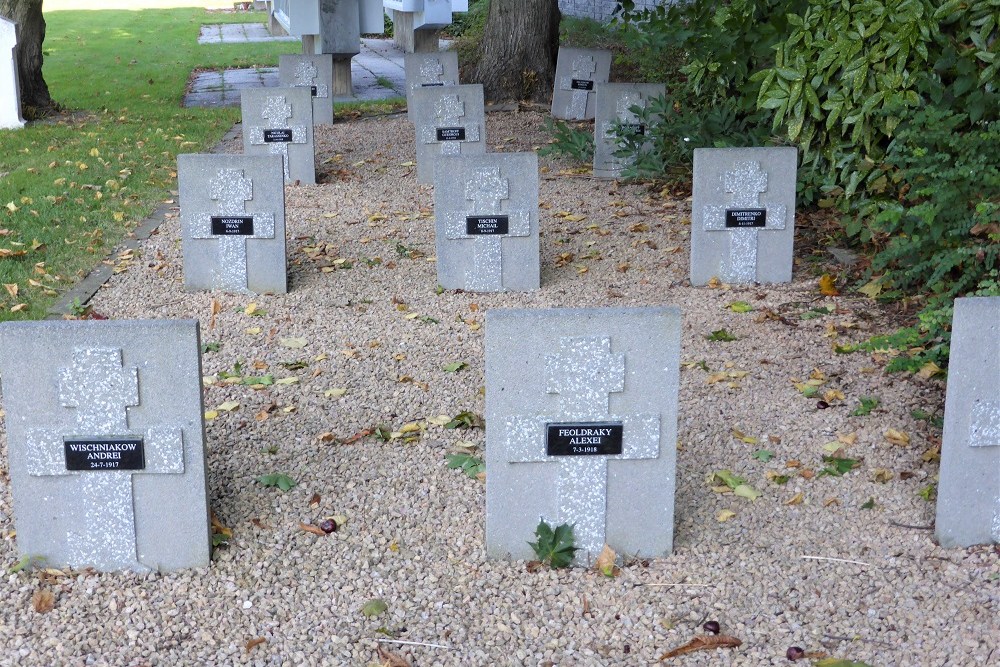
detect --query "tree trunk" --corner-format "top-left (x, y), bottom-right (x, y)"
top-left (467, 0), bottom-right (560, 104)
top-left (0, 0), bottom-right (54, 117)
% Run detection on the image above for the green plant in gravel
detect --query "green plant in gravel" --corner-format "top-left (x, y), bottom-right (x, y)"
top-left (708, 470), bottom-right (762, 501)
top-left (0, 8), bottom-right (298, 320)
top-left (445, 452), bottom-right (485, 479)
top-left (851, 397), bottom-right (880, 416)
top-left (445, 410), bottom-right (483, 429)
top-left (706, 329), bottom-right (737, 342)
top-left (537, 117), bottom-right (594, 165)
top-left (818, 455), bottom-right (861, 477)
top-left (256, 473), bottom-right (296, 491)
top-left (528, 520), bottom-right (578, 569)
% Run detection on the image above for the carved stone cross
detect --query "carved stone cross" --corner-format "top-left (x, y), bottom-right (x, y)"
top-left (188, 168), bottom-right (276, 293)
top-left (25, 348), bottom-right (184, 571)
top-left (559, 54), bottom-right (598, 120)
top-left (702, 160), bottom-right (787, 283)
top-left (245, 95), bottom-right (308, 179)
top-left (293, 59), bottom-right (328, 99)
top-left (440, 166), bottom-right (531, 291)
top-left (419, 93), bottom-right (481, 157)
top-left (505, 337), bottom-right (660, 556)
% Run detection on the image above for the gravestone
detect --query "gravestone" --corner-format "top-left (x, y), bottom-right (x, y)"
top-left (550, 47), bottom-right (611, 121)
top-left (412, 83), bottom-right (486, 184)
top-left (178, 153), bottom-right (287, 294)
top-left (0, 320), bottom-right (210, 572)
top-left (593, 83), bottom-right (665, 179)
top-left (404, 51), bottom-right (459, 121)
top-left (241, 87), bottom-right (315, 185)
top-left (690, 147), bottom-right (797, 286)
top-left (278, 53), bottom-right (334, 126)
top-left (486, 307), bottom-right (680, 563)
top-left (433, 153), bottom-right (539, 292)
top-left (0, 16), bottom-right (24, 129)
top-left (936, 296), bottom-right (1000, 547)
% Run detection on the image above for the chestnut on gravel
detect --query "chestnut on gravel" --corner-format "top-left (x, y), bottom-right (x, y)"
top-left (786, 646), bottom-right (806, 661)
top-left (702, 621), bottom-right (721, 634)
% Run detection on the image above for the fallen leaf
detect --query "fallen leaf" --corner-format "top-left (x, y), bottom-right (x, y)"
top-left (31, 589), bottom-right (55, 613)
top-left (309, 493), bottom-right (321, 507)
top-left (731, 429), bottom-right (758, 445)
top-left (217, 401), bottom-right (240, 412)
top-left (857, 278), bottom-right (883, 298)
top-left (717, 509), bottom-right (737, 522)
top-left (872, 468), bottom-right (893, 483)
top-left (275, 377), bottom-right (299, 386)
top-left (819, 274), bottom-right (839, 296)
top-left (785, 492), bottom-right (804, 506)
top-left (3, 283), bottom-right (17, 298)
top-left (362, 598), bottom-right (388, 618)
top-left (659, 634), bottom-right (742, 659)
top-left (884, 429), bottom-right (910, 446)
top-left (595, 544), bottom-right (620, 577)
top-left (244, 302), bottom-right (259, 316)
top-left (299, 522), bottom-right (326, 536)
top-left (916, 361), bottom-right (943, 379)
top-left (245, 637), bottom-right (266, 653)
top-left (837, 433), bottom-right (857, 446)
top-left (324, 387), bottom-right (347, 398)
top-left (376, 647), bottom-right (411, 667)
top-left (204, 410), bottom-right (219, 420)
top-left (279, 337), bottom-right (308, 349)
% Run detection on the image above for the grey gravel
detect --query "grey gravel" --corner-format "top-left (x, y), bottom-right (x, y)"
top-left (0, 109), bottom-right (997, 667)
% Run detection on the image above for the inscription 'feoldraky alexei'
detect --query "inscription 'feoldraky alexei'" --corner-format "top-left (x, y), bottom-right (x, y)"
top-left (64, 438), bottom-right (145, 471)
top-left (546, 422), bottom-right (624, 456)
top-left (725, 208), bottom-right (767, 228)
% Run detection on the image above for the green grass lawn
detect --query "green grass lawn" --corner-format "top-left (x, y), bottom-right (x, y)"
top-left (0, 7), bottom-right (298, 320)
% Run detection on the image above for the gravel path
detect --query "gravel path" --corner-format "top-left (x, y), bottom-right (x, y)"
top-left (0, 109), bottom-right (997, 666)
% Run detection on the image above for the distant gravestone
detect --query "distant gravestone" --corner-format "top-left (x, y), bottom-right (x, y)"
top-left (485, 307), bottom-right (680, 563)
top-left (936, 296), bottom-right (1000, 548)
top-left (550, 47), bottom-right (611, 121)
top-left (593, 83), bottom-right (665, 178)
top-left (412, 83), bottom-right (486, 184)
top-left (433, 153), bottom-right (539, 292)
top-left (278, 53), bottom-right (334, 126)
top-left (178, 153), bottom-right (287, 294)
top-left (0, 320), bottom-right (211, 572)
top-left (690, 147), bottom-right (797, 286)
top-left (241, 87), bottom-right (315, 185)
top-left (0, 16), bottom-right (24, 130)
top-left (404, 51), bottom-right (459, 122)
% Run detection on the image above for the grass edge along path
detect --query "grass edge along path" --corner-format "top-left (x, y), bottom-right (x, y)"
top-left (0, 7), bottom-right (297, 321)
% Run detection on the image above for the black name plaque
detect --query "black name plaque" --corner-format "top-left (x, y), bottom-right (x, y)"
top-left (263, 128), bottom-right (293, 143)
top-left (310, 85), bottom-right (318, 97)
top-left (546, 422), bottom-right (623, 456)
top-left (466, 215), bottom-right (509, 235)
top-left (725, 208), bottom-right (766, 228)
top-left (64, 437), bottom-right (145, 471)
top-left (620, 123), bottom-right (646, 136)
top-left (421, 82), bottom-right (445, 87)
top-left (436, 127), bottom-right (466, 141)
top-left (210, 216), bottom-right (255, 236)
top-left (570, 79), bottom-right (595, 91)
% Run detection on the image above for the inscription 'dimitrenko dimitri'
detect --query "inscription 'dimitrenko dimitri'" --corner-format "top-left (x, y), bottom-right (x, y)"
top-left (725, 208), bottom-right (766, 228)
top-left (546, 422), bottom-right (624, 456)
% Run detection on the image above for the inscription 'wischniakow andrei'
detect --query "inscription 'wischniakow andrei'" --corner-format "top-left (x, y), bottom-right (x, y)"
top-left (64, 438), bottom-right (145, 471)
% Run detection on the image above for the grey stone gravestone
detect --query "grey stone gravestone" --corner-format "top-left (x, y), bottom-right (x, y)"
top-left (936, 296), bottom-right (1000, 547)
top-left (178, 153), bottom-right (287, 294)
top-left (485, 307), bottom-right (680, 563)
top-left (550, 46), bottom-right (611, 121)
top-left (278, 53), bottom-right (334, 126)
top-left (593, 83), bottom-right (665, 179)
top-left (0, 16), bottom-right (24, 129)
top-left (0, 320), bottom-right (210, 572)
top-left (433, 153), bottom-right (539, 292)
top-left (412, 83), bottom-right (486, 184)
top-left (690, 147), bottom-right (797, 286)
top-left (404, 51), bottom-right (459, 122)
top-left (241, 87), bottom-right (315, 185)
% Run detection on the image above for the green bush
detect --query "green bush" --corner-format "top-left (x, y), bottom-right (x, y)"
top-left (850, 106), bottom-right (999, 371)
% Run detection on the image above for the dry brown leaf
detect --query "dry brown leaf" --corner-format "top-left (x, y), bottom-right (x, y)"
top-left (837, 433), bottom-right (858, 446)
top-left (785, 492), bottom-right (804, 506)
top-left (595, 544), bottom-right (620, 577)
top-left (799, 469), bottom-right (816, 480)
top-left (250, 518), bottom-right (271, 529)
top-left (885, 428), bottom-right (911, 446)
top-left (31, 589), bottom-right (55, 613)
top-left (299, 522), bottom-right (326, 536)
top-left (659, 634), bottom-right (742, 660)
top-left (823, 497), bottom-right (840, 507)
top-left (245, 637), bottom-right (266, 653)
top-left (376, 646), bottom-right (411, 667)
top-left (873, 468), bottom-right (894, 483)
top-left (818, 274), bottom-right (839, 296)
top-left (309, 493), bottom-right (321, 508)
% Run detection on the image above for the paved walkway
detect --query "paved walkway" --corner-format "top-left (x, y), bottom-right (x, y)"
top-left (186, 24), bottom-right (451, 106)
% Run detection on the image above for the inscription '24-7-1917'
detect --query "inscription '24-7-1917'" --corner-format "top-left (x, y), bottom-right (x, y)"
top-left (546, 422), bottom-right (624, 456)
top-left (64, 438), bottom-right (146, 471)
